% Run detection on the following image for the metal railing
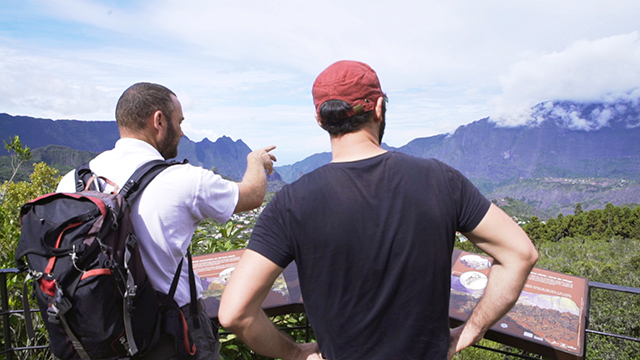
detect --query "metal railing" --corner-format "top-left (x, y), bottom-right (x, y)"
top-left (2, 268), bottom-right (639, 359)
top-left (583, 281), bottom-right (640, 359)
top-left (1, 268), bottom-right (50, 360)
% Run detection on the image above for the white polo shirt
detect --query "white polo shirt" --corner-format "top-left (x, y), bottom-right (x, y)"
top-left (57, 138), bottom-right (239, 307)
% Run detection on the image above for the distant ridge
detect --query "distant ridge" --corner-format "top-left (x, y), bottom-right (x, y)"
top-left (0, 113), bottom-right (119, 155)
top-left (0, 113), bottom-right (276, 183)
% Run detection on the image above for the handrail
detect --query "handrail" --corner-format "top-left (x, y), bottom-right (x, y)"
top-left (589, 281), bottom-right (640, 295)
top-left (2, 268), bottom-right (640, 359)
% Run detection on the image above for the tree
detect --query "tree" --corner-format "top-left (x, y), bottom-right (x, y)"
top-left (1, 136), bottom-right (32, 203)
top-left (0, 162), bottom-right (60, 268)
top-left (0, 161), bottom-right (60, 359)
top-left (575, 203), bottom-right (583, 216)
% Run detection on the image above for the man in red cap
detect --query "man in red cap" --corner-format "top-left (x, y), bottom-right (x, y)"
top-left (219, 60), bottom-right (538, 359)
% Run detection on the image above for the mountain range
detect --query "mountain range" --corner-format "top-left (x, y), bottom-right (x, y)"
top-left (2, 96), bottom-right (639, 218)
top-left (0, 113), bottom-right (285, 189)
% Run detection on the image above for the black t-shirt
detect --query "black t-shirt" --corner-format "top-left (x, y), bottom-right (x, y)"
top-left (249, 151), bottom-right (490, 360)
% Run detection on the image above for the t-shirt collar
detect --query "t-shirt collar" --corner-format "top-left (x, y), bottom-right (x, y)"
top-left (114, 138), bottom-right (164, 160)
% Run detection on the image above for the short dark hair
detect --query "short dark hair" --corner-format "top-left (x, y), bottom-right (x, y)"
top-left (318, 99), bottom-right (385, 136)
top-left (318, 100), bottom-right (373, 136)
top-left (116, 82), bottom-right (176, 131)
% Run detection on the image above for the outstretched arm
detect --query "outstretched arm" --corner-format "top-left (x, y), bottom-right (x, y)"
top-left (234, 145), bottom-right (277, 213)
top-left (448, 203), bottom-right (538, 359)
top-left (219, 250), bottom-right (322, 360)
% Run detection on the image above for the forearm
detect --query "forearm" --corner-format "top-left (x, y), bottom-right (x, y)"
top-left (460, 260), bottom-right (532, 342)
top-left (235, 157), bottom-right (267, 212)
top-left (452, 204), bottom-right (538, 355)
top-left (225, 310), bottom-right (300, 360)
top-left (234, 146), bottom-right (275, 213)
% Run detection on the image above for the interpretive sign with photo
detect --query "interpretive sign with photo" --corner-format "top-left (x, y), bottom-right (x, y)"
top-left (449, 250), bottom-right (588, 360)
top-left (194, 249), bottom-right (587, 359)
top-left (192, 249), bottom-right (303, 318)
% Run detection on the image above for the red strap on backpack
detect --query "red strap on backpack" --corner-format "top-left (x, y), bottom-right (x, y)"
top-left (179, 310), bottom-right (197, 355)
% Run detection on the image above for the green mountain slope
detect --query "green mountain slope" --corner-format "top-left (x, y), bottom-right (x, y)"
top-left (0, 145), bottom-right (97, 182)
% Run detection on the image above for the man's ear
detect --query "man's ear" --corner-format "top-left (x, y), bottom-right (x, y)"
top-left (151, 110), bottom-right (164, 135)
top-left (315, 113), bottom-right (323, 127)
top-left (374, 97), bottom-right (384, 123)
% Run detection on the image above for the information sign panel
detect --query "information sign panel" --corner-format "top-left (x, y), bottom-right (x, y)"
top-left (450, 250), bottom-right (588, 360)
top-left (192, 249), bottom-right (303, 319)
top-left (194, 249), bottom-right (588, 359)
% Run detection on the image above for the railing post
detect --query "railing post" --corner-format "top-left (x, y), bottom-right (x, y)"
top-left (1, 270), bottom-right (14, 360)
top-left (584, 284), bottom-right (592, 360)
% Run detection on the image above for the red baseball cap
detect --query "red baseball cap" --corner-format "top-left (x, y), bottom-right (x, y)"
top-left (312, 60), bottom-right (385, 120)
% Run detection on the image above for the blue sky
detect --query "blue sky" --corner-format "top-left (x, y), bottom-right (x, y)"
top-left (2, 1), bottom-right (640, 165)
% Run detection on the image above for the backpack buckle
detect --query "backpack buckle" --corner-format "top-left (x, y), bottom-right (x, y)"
top-left (47, 283), bottom-right (72, 323)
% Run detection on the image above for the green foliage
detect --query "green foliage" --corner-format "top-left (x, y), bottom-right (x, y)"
top-left (521, 204), bottom-right (640, 359)
top-left (0, 161), bottom-right (60, 359)
top-left (523, 203), bottom-right (640, 245)
top-left (192, 218), bottom-right (250, 255)
top-left (456, 204), bottom-right (640, 359)
top-left (0, 145), bottom-right (98, 183)
top-left (1, 162), bottom-right (60, 268)
top-left (1, 136), bottom-right (33, 198)
top-left (536, 236), bottom-right (640, 359)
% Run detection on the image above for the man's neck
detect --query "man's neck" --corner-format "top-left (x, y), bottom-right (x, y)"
top-left (330, 129), bottom-right (387, 163)
top-left (119, 129), bottom-right (157, 150)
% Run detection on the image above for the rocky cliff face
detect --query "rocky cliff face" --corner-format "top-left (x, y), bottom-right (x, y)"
top-left (399, 103), bottom-right (640, 190)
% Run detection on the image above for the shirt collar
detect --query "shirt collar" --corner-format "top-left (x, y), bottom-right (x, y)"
top-left (114, 138), bottom-right (164, 160)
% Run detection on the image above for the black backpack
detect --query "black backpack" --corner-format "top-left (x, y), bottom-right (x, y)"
top-left (15, 159), bottom-right (198, 360)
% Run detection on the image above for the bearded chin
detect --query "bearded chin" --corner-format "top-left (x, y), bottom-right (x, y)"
top-left (159, 123), bottom-right (179, 159)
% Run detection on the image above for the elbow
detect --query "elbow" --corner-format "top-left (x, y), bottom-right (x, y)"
top-left (218, 304), bottom-right (245, 333)
top-left (523, 240), bottom-right (539, 271)
top-left (529, 247), bottom-right (539, 268)
top-left (217, 312), bottom-right (236, 332)
top-left (218, 292), bottom-right (257, 335)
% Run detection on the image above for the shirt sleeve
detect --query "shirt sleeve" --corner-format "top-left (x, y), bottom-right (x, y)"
top-left (191, 166), bottom-right (239, 224)
top-left (440, 161), bottom-right (491, 233)
top-left (56, 170), bottom-right (76, 192)
top-left (247, 192), bottom-right (295, 269)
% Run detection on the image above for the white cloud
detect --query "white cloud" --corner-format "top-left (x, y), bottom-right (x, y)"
top-left (0, 43), bottom-right (115, 119)
top-left (491, 32), bottom-right (640, 126)
top-left (4, 0), bottom-right (640, 163)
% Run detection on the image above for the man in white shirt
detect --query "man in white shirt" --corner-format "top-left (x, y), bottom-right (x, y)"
top-left (57, 82), bottom-right (276, 359)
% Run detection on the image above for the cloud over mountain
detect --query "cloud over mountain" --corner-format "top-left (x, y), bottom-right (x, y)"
top-left (491, 32), bottom-right (640, 127)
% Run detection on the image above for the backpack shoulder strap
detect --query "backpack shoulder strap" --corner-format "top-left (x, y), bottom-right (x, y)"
top-left (74, 162), bottom-right (103, 192)
top-left (120, 158), bottom-right (188, 203)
